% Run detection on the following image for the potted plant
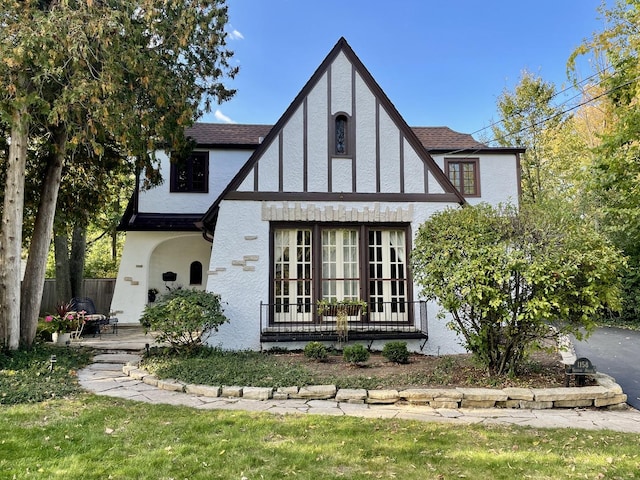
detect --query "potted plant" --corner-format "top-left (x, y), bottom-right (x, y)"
top-left (317, 298), bottom-right (367, 345)
top-left (316, 298), bottom-right (367, 317)
top-left (148, 288), bottom-right (159, 303)
top-left (43, 301), bottom-right (79, 344)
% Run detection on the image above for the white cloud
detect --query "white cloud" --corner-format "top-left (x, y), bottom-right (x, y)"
top-left (228, 27), bottom-right (244, 40)
top-left (214, 109), bottom-right (236, 124)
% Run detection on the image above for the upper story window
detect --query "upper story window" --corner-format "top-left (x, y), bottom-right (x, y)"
top-left (445, 158), bottom-right (480, 197)
top-left (335, 115), bottom-right (347, 154)
top-left (329, 113), bottom-right (353, 156)
top-left (170, 151), bottom-right (209, 193)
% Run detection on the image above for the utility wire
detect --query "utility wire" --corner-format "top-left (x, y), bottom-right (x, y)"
top-left (438, 72), bottom-right (640, 157)
top-left (467, 66), bottom-right (613, 140)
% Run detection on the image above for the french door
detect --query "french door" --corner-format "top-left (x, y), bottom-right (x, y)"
top-left (368, 230), bottom-right (408, 322)
top-left (272, 225), bottom-right (409, 323)
top-left (273, 229), bottom-right (312, 322)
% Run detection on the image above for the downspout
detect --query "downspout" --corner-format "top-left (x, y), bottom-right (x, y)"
top-left (129, 168), bottom-right (140, 226)
top-left (515, 152), bottom-right (523, 203)
top-left (195, 209), bottom-right (218, 244)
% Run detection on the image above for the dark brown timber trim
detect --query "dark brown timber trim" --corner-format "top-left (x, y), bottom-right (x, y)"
top-left (226, 191), bottom-right (462, 202)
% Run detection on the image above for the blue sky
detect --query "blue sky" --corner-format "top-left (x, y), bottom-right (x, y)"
top-left (202, 0), bottom-right (610, 140)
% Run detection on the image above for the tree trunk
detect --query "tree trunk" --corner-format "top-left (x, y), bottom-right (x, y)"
top-left (70, 222), bottom-right (86, 297)
top-left (54, 232), bottom-right (72, 304)
top-left (0, 107), bottom-right (29, 350)
top-left (20, 127), bottom-right (67, 346)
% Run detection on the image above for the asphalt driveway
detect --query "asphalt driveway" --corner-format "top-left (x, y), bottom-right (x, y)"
top-left (573, 327), bottom-right (640, 410)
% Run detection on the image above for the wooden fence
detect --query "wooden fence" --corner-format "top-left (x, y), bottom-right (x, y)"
top-left (40, 278), bottom-right (116, 316)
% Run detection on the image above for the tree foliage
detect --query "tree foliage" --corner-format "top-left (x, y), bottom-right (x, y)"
top-left (411, 203), bottom-right (622, 375)
top-left (491, 71), bottom-right (565, 203)
top-left (569, 0), bottom-right (640, 322)
top-left (0, 0), bottom-right (237, 348)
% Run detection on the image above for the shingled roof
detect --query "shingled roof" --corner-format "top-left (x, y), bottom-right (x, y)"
top-left (411, 126), bottom-right (487, 150)
top-left (185, 123), bottom-right (488, 151)
top-left (185, 123), bottom-right (272, 147)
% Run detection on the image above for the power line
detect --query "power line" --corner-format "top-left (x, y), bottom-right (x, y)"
top-left (467, 66), bottom-right (613, 140)
top-left (439, 72), bottom-right (640, 157)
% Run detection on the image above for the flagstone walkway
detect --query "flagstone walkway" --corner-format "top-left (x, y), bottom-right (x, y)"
top-left (77, 350), bottom-right (640, 434)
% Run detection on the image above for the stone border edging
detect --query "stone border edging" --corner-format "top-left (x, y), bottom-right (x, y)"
top-left (121, 365), bottom-right (628, 410)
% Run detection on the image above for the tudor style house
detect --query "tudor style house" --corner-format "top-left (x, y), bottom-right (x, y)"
top-left (112, 38), bottom-right (523, 355)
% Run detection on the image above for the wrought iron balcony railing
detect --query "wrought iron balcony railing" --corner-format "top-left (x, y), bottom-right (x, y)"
top-left (259, 300), bottom-right (428, 343)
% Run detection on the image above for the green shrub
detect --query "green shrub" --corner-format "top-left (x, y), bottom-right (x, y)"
top-left (303, 341), bottom-right (328, 361)
top-left (382, 341), bottom-right (410, 364)
top-left (343, 344), bottom-right (370, 365)
top-left (140, 289), bottom-right (229, 353)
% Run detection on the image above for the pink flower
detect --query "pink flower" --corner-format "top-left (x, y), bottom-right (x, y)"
top-left (45, 315), bottom-right (53, 323)
top-left (66, 314), bottom-right (74, 320)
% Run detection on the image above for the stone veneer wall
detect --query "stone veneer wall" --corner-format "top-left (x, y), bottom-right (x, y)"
top-left (122, 365), bottom-right (628, 410)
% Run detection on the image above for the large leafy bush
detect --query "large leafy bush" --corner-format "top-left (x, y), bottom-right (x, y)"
top-left (140, 289), bottom-right (229, 353)
top-left (411, 202), bottom-right (623, 375)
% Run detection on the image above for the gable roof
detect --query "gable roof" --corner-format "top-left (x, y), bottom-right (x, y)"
top-left (201, 37), bottom-right (471, 231)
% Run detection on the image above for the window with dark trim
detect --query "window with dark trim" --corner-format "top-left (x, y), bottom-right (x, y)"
top-left (271, 224), bottom-right (410, 323)
top-left (189, 261), bottom-right (203, 285)
top-left (445, 158), bottom-right (480, 196)
top-left (335, 115), bottom-right (348, 155)
top-left (170, 151), bottom-right (209, 193)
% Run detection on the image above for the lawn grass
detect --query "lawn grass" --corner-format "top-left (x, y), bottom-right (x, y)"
top-left (2, 395), bottom-right (640, 479)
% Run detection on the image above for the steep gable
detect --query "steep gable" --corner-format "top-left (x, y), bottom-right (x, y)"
top-left (202, 38), bottom-right (465, 230)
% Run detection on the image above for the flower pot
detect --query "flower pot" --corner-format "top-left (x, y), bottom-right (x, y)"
top-left (52, 332), bottom-right (71, 344)
top-left (321, 304), bottom-right (362, 317)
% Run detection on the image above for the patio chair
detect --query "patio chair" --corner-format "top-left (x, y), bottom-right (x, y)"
top-left (70, 297), bottom-right (117, 337)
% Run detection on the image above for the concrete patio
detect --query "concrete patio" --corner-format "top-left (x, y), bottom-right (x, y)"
top-left (72, 324), bottom-right (162, 352)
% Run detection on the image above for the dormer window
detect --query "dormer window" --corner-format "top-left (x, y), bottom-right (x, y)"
top-left (170, 151), bottom-right (209, 193)
top-left (445, 158), bottom-right (480, 197)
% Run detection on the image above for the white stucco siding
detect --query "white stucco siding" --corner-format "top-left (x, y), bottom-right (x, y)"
top-left (330, 52), bottom-right (352, 115)
top-left (432, 154), bottom-right (520, 206)
top-left (205, 199), bottom-right (468, 354)
top-left (427, 170), bottom-right (446, 194)
top-left (404, 140), bottom-right (427, 194)
top-left (282, 106), bottom-right (304, 192)
top-left (206, 200), bottom-right (270, 351)
top-left (238, 167), bottom-right (255, 191)
top-left (256, 142), bottom-right (280, 192)
top-left (471, 154), bottom-right (520, 206)
top-left (138, 149), bottom-right (251, 213)
top-left (331, 157), bottom-right (353, 192)
top-left (307, 73), bottom-right (329, 192)
top-left (148, 236), bottom-right (211, 293)
top-left (110, 232), bottom-right (210, 325)
top-left (355, 72), bottom-right (377, 193)
top-left (378, 108), bottom-right (401, 193)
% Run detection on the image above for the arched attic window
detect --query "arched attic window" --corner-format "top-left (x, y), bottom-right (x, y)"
top-left (189, 261), bottom-right (203, 285)
top-left (335, 114), bottom-right (348, 155)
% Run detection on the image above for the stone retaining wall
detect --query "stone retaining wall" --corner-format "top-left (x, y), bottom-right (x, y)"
top-left (122, 365), bottom-right (628, 410)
